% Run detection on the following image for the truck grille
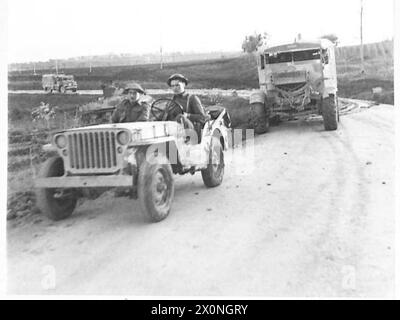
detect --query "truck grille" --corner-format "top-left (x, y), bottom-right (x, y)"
top-left (66, 131), bottom-right (117, 172)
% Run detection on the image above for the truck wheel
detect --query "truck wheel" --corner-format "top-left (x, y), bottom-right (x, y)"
top-left (59, 86), bottom-right (66, 93)
top-left (249, 103), bottom-right (269, 134)
top-left (138, 153), bottom-right (174, 222)
top-left (322, 95), bottom-right (339, 131)
top-left (72, 88), bottom-right (77, 93)
top-left (201, 137), bottom-right (224, 187)
top-left (36, 156), bottom-right (78, 221)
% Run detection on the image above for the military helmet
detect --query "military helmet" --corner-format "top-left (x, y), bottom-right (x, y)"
top-left (167, 73), bottom-right (189, 86)
top-left (122, 83), bottom-right (146, 95)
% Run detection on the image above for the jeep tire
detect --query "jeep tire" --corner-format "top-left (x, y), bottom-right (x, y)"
top-left (322, 95), bottom-right (339, 131)
top-left (138, 153), bottom-right (174, 222)
top-left (249, 102), bottom-right (269, 134)
top-left (201, 136), bottom-right (224, 188)
top-left (36, 156), bottom-right (78, 220)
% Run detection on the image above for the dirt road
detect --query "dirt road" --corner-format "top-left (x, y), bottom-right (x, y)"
top-left (7, 104), bottom-right (395, 297)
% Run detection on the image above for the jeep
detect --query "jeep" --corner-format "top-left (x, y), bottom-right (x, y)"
top-left (35, 99), bottom-right (230, 222)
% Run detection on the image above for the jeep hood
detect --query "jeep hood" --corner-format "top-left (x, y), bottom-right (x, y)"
top-left (58, 121), bottom-right (181, 140)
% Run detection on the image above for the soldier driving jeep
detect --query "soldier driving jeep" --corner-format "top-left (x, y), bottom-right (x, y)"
top-left (167, 73), bottom-right (210, 143)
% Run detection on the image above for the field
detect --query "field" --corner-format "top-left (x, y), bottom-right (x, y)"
top-left (8, 41), bottom-right (394, 103)
top-left (7, 41), bottom-right (394, 221)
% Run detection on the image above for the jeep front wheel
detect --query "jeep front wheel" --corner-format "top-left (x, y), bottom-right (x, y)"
top-left (322, 95), bottom-right (339, 131)
top-left (201, 137), bottom-right (224, 187)
top-left (36, 156), bottom-right (78, 220)
top-left (138, 153), bottom-right (174, 222)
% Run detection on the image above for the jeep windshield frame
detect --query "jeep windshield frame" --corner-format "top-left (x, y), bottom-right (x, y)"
top-left (265, 49), bottom-right (321, 64)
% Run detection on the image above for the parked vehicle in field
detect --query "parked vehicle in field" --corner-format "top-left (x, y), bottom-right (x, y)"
top-left (42, 74), bottom-right (78, 93)
top-left (249, 39), bottom-right (339, 133)
top-left (35, 99), bottom-right (230, 222)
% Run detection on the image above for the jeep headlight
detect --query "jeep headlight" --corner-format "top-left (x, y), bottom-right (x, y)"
top-left (116, 130), bottom-right (130, 145)
top-left (54, 134), bottom-right (67, 149)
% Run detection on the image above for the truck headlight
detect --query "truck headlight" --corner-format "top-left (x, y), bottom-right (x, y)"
top-left (54, 134), bottom-right (67, 149)
top-left (116, 131), bottom-right (130, 145)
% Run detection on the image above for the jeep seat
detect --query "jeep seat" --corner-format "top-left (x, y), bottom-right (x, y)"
top-left (205, 105), bottom-right (232, 128)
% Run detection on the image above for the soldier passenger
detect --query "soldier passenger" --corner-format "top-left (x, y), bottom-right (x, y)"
top-left (111, 83), bottom-right (150, 123)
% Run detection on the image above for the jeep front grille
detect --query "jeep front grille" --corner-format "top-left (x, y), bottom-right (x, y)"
top-left (66, 131), bottom-right (118, 173)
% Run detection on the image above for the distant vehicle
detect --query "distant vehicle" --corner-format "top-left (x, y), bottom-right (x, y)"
top-left (42, 74), bottom-right (78, 93)
top-left (249, 39), bottom-right (339, 133)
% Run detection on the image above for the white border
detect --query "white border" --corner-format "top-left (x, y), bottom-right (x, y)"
top-left (394, 0), bottom-right (400, 301)
top-left (1, 0), bottom-right (399, 300)
top-left (0, 0), bottom-right (8, 298)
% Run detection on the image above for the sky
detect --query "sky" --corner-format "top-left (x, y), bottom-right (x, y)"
top-left (6, 0), bottom-right (395, 63)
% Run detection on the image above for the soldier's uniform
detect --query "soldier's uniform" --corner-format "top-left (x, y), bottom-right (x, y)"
top-left (172, 92), bottom-right (209, 124)
top-left (167, 74), bottom-right (210, 142)
top-left (111, 83), bottom-right (150, 123)
top-left (111, 99), bottom-right (150, 123)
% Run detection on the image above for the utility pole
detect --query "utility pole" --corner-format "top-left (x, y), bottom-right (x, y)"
top-left (160, 45), bottom-right (163, 70)
top-left (160, 15), bottom-right (163, 70)
top-left (360, 0), bottom-right (365, 74)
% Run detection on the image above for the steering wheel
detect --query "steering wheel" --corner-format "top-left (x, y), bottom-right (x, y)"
top-left (150, 98), bottom-right (184, 121)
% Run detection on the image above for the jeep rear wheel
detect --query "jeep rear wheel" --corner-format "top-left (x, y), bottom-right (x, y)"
top-left (138, 153), bottom-right (174, 222)
top-left (36, 156), bottom-right (78, 220)
top-left (322, 95), bottom-right (339, 131)
top-left (201, 137), bottom-right (224, 188)
top-left (249, 102), bottom-right (269, 134)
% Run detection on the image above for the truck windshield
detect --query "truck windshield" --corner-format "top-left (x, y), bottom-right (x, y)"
top-left (266, 49), bottom-right (320, 64)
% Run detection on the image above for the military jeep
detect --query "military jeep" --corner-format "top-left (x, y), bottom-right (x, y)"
top-left (35, 99), bottom-right (230, 222)
top-left (249, 39), bottom-right (339, 133)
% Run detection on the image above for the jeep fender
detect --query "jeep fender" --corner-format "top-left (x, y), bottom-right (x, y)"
top-left (249, 90), bottom-right (266, 105)
top-left (211, 128), bottom-right (228, 151)
top-left (135, 139), bottom-right (182, 167)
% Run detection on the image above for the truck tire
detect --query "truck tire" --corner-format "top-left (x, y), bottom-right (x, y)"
top-left (201, 136), bottom-right (224, 188)
top-left (138, 153), bottom-right (174, 222)
top-left (36, 156), bottom-right (78, 221)
top-left (322, 95), bottom-right (339, 131)
top-left (59, 86), bottom-right (66, 93)
top-left (249, 102), bottom-right (269, 134)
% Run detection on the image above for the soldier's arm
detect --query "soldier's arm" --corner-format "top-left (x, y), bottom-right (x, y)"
top-left (137, 101), bottom-right (150, 122)
top-left (111, 109), bottom-right (119, 123)
top-left (186, 95), bottom-right (208, 123)
top-left (111, 101), bottom-right (124, 123)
